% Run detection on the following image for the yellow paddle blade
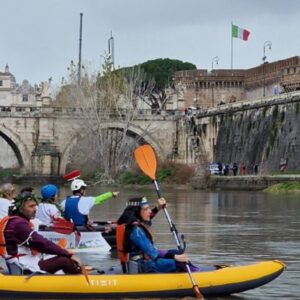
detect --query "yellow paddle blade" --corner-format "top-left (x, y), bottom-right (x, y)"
top-left (134, 145), bottom-right (157, 180)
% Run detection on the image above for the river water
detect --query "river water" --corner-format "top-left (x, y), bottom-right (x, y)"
top-left (14, 185), bottom-right (300, 299)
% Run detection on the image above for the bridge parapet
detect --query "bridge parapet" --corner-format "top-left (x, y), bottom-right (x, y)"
top-left (197, 91), bottom-right (300, 118)
top-left (0, 106), bottom-right (183, 121)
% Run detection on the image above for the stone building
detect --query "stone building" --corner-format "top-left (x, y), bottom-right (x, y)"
top-left (175, 56), bottom-right (300, 109)
top-left (0, 65), bottom-right (53, 107)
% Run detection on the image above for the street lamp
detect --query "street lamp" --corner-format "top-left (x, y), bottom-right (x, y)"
top-left (211, 56), bottom-right (219, 107)
top-left (262, 41), bottom-right (272, 97)
top-left (211, 56), bottom-right (219, 70)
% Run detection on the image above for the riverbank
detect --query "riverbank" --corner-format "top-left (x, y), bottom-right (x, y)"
top-left (3, 173), bottom-right (300, 192)
top-left (204, 174), bottom-right (300, 191)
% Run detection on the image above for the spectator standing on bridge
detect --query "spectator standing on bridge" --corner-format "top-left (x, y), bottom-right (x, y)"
top-left (0, 183), bottom-right (16, 219)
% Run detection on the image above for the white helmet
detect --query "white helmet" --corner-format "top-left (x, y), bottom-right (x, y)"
top-left (71, 179), bottom-right (87, 191)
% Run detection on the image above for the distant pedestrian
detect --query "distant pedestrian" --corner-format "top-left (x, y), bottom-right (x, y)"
top-left (218, 162), bottom-right (223, 175)
top-left (254, 164), bottom-right (259, 175)
top-left (223, 164), bottom-right (229, 176)
top-left (232, 163), bottom-right (238, 176)
top-left (241, 162), bottom-right (246, 175)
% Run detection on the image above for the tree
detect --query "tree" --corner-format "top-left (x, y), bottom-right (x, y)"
top-left (120, 58), bottom-right (196, 111)
top-left (56, 56), bottom-right (157, 181)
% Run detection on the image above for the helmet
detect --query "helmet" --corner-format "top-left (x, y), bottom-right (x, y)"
top-left (71, 179), bottom-right (87, 191)
top-left (41, 184), bottom-right (58, 200)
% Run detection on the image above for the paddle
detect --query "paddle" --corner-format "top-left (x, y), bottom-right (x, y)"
top-left (134, 144), bottom-right (204, 300)
top-left (49, 217), bottom-right (75, 235)
top-left (63, 169), bottom-right (81, 181)
top-left (81, 265), bottom-right (90, 285)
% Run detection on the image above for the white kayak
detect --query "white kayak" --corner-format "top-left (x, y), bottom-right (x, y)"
top-left (38, 230), bottom-right (111, 253)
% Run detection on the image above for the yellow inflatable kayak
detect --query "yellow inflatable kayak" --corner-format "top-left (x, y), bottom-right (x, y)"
top-left (0, 260), bottom-right (284, 298)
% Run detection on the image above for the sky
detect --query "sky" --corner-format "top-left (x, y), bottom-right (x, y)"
top-left (1, 0), bottom-right (300, 86)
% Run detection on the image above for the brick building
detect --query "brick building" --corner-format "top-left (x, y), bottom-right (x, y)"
top-left (175, 56), bottom-right (300, 109)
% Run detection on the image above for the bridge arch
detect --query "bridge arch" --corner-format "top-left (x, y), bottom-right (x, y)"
top-left (59, 122), bottom-right (165, 175)
top-left (0, 125), bottom-right (32, 173)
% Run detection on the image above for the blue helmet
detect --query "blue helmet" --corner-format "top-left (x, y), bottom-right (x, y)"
top-left (41, 184), bottom-right (58, 200)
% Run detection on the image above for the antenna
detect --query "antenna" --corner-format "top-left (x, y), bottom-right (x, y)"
top-left (108, 31), bottom-right (115, 70)
top-left (78, 13), bottom-right (83, 85)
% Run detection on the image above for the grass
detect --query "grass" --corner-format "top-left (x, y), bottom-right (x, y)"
top-left (264, 181), bottom-right (300, 193)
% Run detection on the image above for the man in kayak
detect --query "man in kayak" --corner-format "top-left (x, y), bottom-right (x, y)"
top-left (1, 192), bottom-right (82, 274)
top-left (61, 179), bottom-right (119, 226)
top-left (36, 184), bottom-right (61, 226)
top-left (117, 196), bottom-right (193, 273)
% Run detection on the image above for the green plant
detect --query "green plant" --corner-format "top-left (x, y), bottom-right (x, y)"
top-left (264, 182), bottom-right (300, 193)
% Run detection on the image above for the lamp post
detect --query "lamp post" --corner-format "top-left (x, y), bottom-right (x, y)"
top-left (211, 56), bottom-right (219, 107)
top-left (211, 56), bottom-right (219, 70)
top-left (262, 41), bottom-right (272, 97)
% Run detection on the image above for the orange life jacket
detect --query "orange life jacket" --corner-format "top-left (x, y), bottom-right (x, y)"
top-left (0, 216), bottom-right (38, 258)
top-left (116, 224), bottom-right (128, 264)
top-left (116, 222), bottom-right (153, 265)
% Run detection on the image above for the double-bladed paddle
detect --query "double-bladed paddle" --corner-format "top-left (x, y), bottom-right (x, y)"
top-left (134, 144), bottom-right (204, 299)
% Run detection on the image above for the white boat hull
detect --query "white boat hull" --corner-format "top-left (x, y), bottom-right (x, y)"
top-left (39, 231), bottom-right (111, 253)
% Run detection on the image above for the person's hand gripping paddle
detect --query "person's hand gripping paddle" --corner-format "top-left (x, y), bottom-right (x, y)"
top-left (134, 144), bottom-right (204, 299)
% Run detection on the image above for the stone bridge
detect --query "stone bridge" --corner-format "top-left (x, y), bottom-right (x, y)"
top-left (2, 91), bottom-right (299, 176)
top-left (0, 106), bottom-right (182, 175)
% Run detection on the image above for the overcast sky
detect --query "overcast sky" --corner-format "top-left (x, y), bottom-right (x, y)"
top-left (1, 0), bottom-right (299, 86)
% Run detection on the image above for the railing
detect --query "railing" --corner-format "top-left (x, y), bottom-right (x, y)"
top-left (197, 90), bottom-right (300, 118)
top-left (0, 105), bottom-right (184, 120)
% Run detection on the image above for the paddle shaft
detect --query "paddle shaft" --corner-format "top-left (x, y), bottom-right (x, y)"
top-left (153, 179), bottom-right (203, 299)
top-left (134, 145), bottom-right (204, 299)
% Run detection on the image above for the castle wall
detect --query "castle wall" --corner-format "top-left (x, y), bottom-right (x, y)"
top-left (175, 56), bottom-right (300, 108)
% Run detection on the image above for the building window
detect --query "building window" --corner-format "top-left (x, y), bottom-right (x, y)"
top-left (0, 80), bottom-right (3, 86)
top-left (22, 94), bottom-right (28, 102)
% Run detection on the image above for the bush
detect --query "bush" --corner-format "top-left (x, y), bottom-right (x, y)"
top-left (119, 161), bottom-right (195, 185)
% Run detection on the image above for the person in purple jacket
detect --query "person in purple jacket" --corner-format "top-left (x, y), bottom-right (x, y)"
top-left (2, 192), bottom-right (82, 274)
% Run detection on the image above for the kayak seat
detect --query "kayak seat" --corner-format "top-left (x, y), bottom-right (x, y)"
top-left (6, 262), bottom-right (32, 275)
top-left (128, 260), bottom-right (142, 274)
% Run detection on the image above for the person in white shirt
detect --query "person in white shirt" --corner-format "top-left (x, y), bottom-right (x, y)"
top-left (60, 179), bottom-right (119, 226)
top-left (0, 183), bottom-right (15, 219)
top-left (36, 184), bottom-right (61, 226)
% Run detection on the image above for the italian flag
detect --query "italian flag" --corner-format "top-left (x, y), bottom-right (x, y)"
top-left (232, 24), bottom-right (250, 41)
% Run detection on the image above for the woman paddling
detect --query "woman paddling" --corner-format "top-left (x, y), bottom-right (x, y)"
top-left (117, 196), bottom-right (197, 273)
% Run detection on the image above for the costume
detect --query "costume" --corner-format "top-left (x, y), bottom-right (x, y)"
top-left (61, 192), bottom-right (113, 226)
top-left (36, 203), bottom-right (60, 226)
top-left (127, 223), bottom-right (178, 273)
top-left (1, 214), bottom-right (79, 274)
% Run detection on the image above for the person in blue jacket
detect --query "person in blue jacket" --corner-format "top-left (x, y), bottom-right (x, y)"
top-left (117, 196), bottom-right (190, 273)
top-left (60, 179), bottom-right (119, 226)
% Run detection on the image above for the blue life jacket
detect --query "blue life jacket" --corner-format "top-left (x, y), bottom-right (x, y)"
top-left (64, 196), bottom-right (87, 226)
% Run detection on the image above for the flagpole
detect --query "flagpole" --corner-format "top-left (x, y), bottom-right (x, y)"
top-left (231, 22), bottom-right (233, 69)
